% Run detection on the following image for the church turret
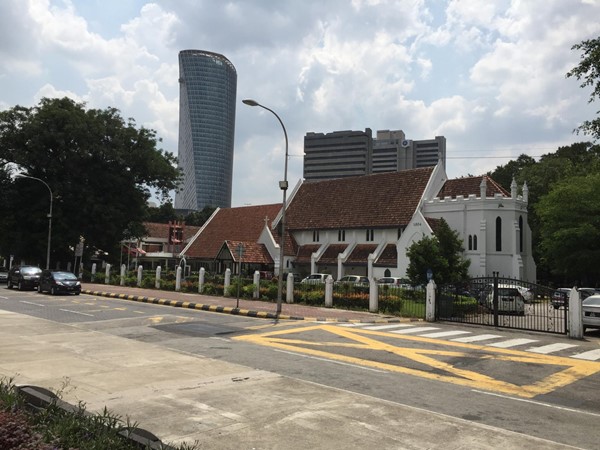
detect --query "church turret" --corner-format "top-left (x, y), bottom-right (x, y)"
top-left (511, 178), bottom-right (517, 199)
top-left (523, 181), bottom-right (529, 203)
top-left (480, 177), bottom-right (487, 199)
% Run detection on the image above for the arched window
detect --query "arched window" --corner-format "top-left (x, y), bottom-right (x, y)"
top-left (384, 269), bottom-right (391, 277)
top-left (519, 216), bottom-right (523, 253)
top-left (473, 235), bottom-right (478, 251)
top-left (496, 217), bottom-right (502, 251)
top-left (468, 235), bottom-right (473, 250)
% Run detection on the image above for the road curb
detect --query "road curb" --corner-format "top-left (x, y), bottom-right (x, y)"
top-left (81, 289), bottom-right (410, 324)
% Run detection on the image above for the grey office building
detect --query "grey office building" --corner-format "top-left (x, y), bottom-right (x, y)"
top-left (175, 50), bottom-right (237, 210)
top-left (304, 129), bottom-right (445, 181)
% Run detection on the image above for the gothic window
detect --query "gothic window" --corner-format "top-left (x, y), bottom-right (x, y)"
top-left (473, 235), bottom-right (478, 251)
top-left (519, 216), bottom-right (523, 253)
top-left (384, 269), bottom-right (391, 277)
top-left (468, 235), bottom-right (473, 250)
top-left (496, 217), bottom-right (502, 251)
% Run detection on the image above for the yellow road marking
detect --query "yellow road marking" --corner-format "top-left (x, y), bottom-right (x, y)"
top-left (233, 324), bottom-right (600, 398)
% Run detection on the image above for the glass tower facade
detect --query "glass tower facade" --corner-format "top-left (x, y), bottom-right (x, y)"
top-left (175, 50), bottom-right (237, 210)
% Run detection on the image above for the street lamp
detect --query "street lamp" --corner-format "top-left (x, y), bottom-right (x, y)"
top-left (15, 174), bottom-right (53, 269)
top-left (242, 99), bottom-right (288, 316)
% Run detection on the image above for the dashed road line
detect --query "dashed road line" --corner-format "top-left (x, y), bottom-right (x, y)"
top-left (390, 326), bottom-right (440, 334)
top-left (418, 330), bottom-right (471, 338)
top-left (363, 324), bottom-right (415, 331)
top-left (59, 308), bottom-right (94, 317)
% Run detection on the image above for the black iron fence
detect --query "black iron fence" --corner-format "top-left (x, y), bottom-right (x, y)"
top-left (437, 275), bottom-right (568, 334)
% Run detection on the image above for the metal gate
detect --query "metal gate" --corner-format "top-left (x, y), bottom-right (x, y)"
top-left (436, 275), bottom-right (568, 334)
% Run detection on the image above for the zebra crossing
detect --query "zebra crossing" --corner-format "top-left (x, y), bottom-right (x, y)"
top-left (336, 322), bottom-right (600, 361)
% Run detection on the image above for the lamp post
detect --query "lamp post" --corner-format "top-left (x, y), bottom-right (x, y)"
top-left (242, 99), bottom-right (288, 315)
top-left (15, 174), bottom-right (53, 269)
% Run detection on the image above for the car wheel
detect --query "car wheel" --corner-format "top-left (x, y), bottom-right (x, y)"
top-left (37, 284), bottom-right (42, 293)
top-left (7, 280), bottom-right (12, 289)
top-left (18, 281), bottom-right (23, 291)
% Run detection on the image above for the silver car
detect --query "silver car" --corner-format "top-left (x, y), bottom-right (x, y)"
top-left (0, 266), bottom-right (8, 283)
top-left (582, 294), bottom-right (600, 333)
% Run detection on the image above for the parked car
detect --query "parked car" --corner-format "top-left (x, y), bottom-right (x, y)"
top-left (285, 272), bottom-right (302, 283)
top-left (377, 277), bottom-right (412, 289)
top-left (551, 288), bottom-right (572, 309)
top-left (0, 266), bottom-right (8, 283)
top-left (38, 270), bottom-right (81, 295)
top-left (7, 265), bottom-right (42, 290)
top-left (582, 294), bottom-right (600, 333)
top-left (301, 273), bottom-right (330, 284)
top-left (578, 288), bottom-right (600, 300)
top-left (484, 285), bottom-right (525, 315)
top-left (337, 275), bottom-right (369, 285)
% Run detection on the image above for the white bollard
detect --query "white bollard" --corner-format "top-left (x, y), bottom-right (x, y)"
top-left (369, 279), bottom-right (378, 312)
top-left (91, 263), bottom-right (97, 282)
top-left (286, 272), bottom-right (294, 303)
top-left (137, 265), bottom-right (143, 287)
top-left (105, 264), bottom-right (111, 284)
top-left (176, 266), bottom-right (182, 291)
top-left (120, 264), bottom-right (126, 286)
top-left (253, 270), bottom-right (260, 299)
top-left (155, 266), bottom-right (161, 289)
top-left (224, 268), bottom-right (231, 296)
top-left (325, 275), bottom-right (333, 307)
top-left (426, 280), bottom-right (437, 322)
top-left (199, 267), bottom-right (205, 293)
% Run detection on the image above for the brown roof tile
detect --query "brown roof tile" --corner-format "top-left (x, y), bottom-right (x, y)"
top-left (142, 222), bottom-right (201, 241)
top-left (374, 244), bottom-right (397, 267)
top-left (226, 240), bottom-right (273, 264)
top-left (437, 175), bottom-right (509, 199)
top-left (285, 167), bottom-right (434, 230)
top-left (295, 244), bottom-right (321, 263)
top-left (184, 204), bottom-right (283, 259)
top-left (318, 244), bottom-right (349, 264)
top-left (347, 244), bottom-right (377, 264)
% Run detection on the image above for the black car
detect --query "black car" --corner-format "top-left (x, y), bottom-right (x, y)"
top-left (7, 265), bottom-right (43, 290)
top-left (38, 270), bottom-right (81, 295)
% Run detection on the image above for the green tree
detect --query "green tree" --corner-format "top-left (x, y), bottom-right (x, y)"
top-left (406, 219), bottom-right (470, 286)
top-left (145, 202), bottom-right (179, 223)
top-left (0, 97), bottom-right (181, 266)
top-left (567, 36), bottom-right (600, 140)
top-left (184, 206), bottom-right (217, 226)
top-left (536, 173), bottom-right (600, 285)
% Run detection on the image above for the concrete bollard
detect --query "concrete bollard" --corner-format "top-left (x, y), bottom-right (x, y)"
top-left (426, 280), bottom-right (436, 322)
top-left (105, 264), bottom-right (111, 284)
top-left (568, 287), bottom-right (583, 339)
top-left (369, 279), bottom-right (378, 313)
top-left (199, 267), bottom-right (205, 293)
top-left (325, 275), bottom-right (333, 307)
top-left (253, 271), bottom-right (260, 299)
top-left (224, 268), bottom-right (231, 296)
top-left (286, 272), bottom-right (294, 303)
top-left (155, 266), bottom-right (161, 289)
top-left (137, 265), bottom-right (143, 287)
top-left (91, 263), bottom-right (97, 282)
top-left (120, 264), bottom-right (126, 286)
top-left (176, 266), bottom-right (182, 291)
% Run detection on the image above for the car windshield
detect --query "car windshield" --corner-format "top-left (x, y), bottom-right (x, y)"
top-left (583, 297), bottom-right (600, 306)
top-left (53, 272), bottom-right (77, 281)
top-left (21, 267), bottom-right (42, 275)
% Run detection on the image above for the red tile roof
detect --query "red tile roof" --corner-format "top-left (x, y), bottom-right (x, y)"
top-left (318, 244), bottom-right (349, 264)
top-left (225, 240), bottom-right (273, 264)
top-left (142, 222), bottom-right (201, 241)
top-left (295, 244), bottom-right (321, 263)
top-left (347, 244), bottom-right (377, 264)
top-left (285, 167), bottom-right (434, 230)
top-left (184, 204), bottom-right (283, 259)
top-left (374, 244), bottom-right (397, 267)
top-left (437, 175), bottom-right (509, 199)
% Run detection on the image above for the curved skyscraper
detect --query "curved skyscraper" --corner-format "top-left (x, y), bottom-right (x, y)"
top-left (175, 50), bottom-right (237, 210)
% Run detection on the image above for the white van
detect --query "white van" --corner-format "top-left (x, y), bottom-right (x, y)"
top-left (484, 284), bottom-right (525, 315)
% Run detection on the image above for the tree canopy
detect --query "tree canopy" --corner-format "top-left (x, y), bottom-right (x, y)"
top-left (567, 36), bottom-right (600, 140)
top-left (536, 173), bottom-right (600, 284)
top-left (406, 219), bottom-right (470, 286)
top-left (0, 97), bottom-right (181, 266)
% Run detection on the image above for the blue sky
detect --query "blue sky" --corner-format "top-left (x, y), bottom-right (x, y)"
top-left (1, 0), bottom-right (598, 207)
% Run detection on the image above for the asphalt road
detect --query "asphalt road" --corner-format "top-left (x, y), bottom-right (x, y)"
top-left (1, 286), bottom-right (599, 449)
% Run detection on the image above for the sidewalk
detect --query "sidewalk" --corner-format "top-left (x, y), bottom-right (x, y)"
top-left (81, 282), bottom-right (406, 323)
top-left (0, 286), bottom-right (577, 449)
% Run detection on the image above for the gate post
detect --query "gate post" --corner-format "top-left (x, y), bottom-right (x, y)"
top-left (198, 267), bottom-right (205, 294)
top-left (253, 270), bottom-right (260, 299)
top-left (369, 280), bottom-right (378, 313)
top-left (224, 268), bottom-right (231, 296)
top-left (492, 272), bottom-right (499, 327)
top-left (568, 287), bottom-right (583, 339)
top-left (426, 280), bottom-right (436, 322)
top-left (286, 272), bottom-right (294, 303)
